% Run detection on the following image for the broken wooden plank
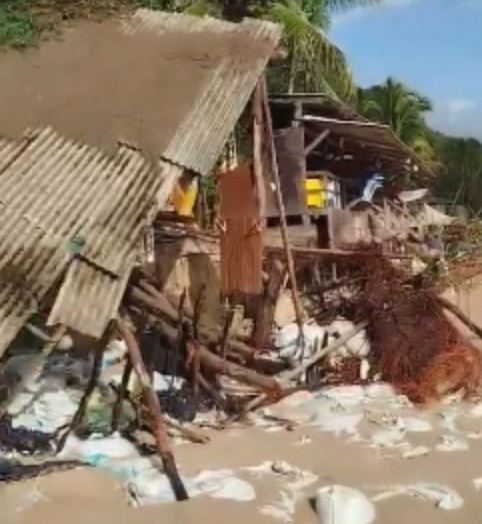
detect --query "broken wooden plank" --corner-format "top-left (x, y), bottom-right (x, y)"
top-left (115, 318), bottom-right (188, 502)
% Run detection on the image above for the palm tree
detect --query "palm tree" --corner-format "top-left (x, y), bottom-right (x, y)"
top-left (357, 77), bottom-right (435, 160)
top-left (158, 0), bottom-right (381, 99)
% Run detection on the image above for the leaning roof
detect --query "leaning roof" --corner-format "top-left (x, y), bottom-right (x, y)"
top-left (0, 11), bottom-right (281, 358)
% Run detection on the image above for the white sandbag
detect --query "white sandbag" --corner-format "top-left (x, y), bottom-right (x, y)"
top-left (327, 320), bottom-right (370, 358)
top-left (315, 485), bottom-right (375, 524)
top-left (436, 435), bottom-right (469, 453)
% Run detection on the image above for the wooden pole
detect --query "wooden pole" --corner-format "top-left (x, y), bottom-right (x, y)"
top-left (115, 319), bottom-right (188, 502)
top-left (436, 295), bottom-right (482, 341)
top-left (145, 310), bottom-right (280, 393)
top-left (258, 77), bottom-right (305, 336)
top-left (253, 258), bottom-right (285, 348)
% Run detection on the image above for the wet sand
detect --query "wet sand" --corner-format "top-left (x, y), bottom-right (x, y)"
top-left (3, 400), bottom-right (482, 524)
top-left (2, 281), bottom-right (482, 524)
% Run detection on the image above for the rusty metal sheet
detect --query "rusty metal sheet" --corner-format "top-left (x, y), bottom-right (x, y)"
top-left (220, 165), bottom-right (262, 297)
top-left (265, 127), bottom-right (306, 218)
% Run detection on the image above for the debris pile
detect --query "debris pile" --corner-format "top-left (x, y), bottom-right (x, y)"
top-left (311, 252), bottom-right (482, 403)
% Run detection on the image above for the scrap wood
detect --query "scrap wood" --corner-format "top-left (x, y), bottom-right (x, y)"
top-left (341, 253), bottom-right (482, 403)
top-left (128, 282), bottom-right (257, 358)
top-left (227, 322), bottom-right (368, 422)
top-left (115, 318), bottom-right (189, 502)
top-left (148, 313), bottom-right (280, 393)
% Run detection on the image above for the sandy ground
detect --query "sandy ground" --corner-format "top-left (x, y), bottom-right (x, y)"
top-left (2, 280), bottom-right (482, 524)
top-left (3, 417), bottom-right (482, 524)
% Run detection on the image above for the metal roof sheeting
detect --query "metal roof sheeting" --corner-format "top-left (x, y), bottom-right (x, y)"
top-left (129, 10), bottom-right (282, 174)
top-left (0, 12), bottom-right (280, 355)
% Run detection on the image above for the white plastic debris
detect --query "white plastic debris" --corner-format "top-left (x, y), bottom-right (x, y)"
top-left (274, 322), bottom-right (326, 365)
top-left (261, 491), bottom-right (296, 523)
top-left (129, 468), bottom-right (255, 506)
top-left (327, 320), bottom-right (371, 358)
top-left (370, 427), bottom-right (406, 449)
top-left (373, 483), bottom-right (464, 511)
top-left (402, 446), bottom-right (430, 459)
top-left (315, 485), bottom-right (376, 524)
top-left (360, 359), bottom-right (371, 381)
top-left (59, 434), bottom-right (140, 462)
top-left (9, 386), bottom-right (81, 433)
top-left (152, 372), bottom-right (184, 392)
top-left (436, 435), bottom-right (469, 453)
top-left (470, 402), bottom-right (482, 418)
top-left (319, 386), bottom-right (367, 408)
top-left (311, 409), bottom-right (363, 435)
top-left (401, 416), bottom-right (433, 433)
top-left (102, 339), bottom-right (127, 369)
top-left (406, 483), bottom-right (464, 510)
top-left (473, 478), bottom-right (482, 491)
top-left (195, 470), bottom-right (255, 501)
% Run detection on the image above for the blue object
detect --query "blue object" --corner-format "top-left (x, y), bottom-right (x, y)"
top-left (361, 172), bottom-right (384, 202)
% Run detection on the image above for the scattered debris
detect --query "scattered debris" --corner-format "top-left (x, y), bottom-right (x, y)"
top-left (315, 485), bottom-right (376, 524)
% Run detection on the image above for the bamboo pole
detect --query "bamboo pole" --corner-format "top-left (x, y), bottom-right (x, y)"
top-left (115, 319), bottom-right (188, 502)
top-left (258, 77), bottom-right (305, 337)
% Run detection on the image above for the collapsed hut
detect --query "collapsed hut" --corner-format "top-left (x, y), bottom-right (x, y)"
top-left (0, 10), bottom-right (282, 498)
top-left (1, 9), bottom-right (482, 503)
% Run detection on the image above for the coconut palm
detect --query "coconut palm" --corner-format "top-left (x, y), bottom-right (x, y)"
top-left (358, 77), bottom-right (435, 160)
top-left (158, 0), bottom-right (381, 99)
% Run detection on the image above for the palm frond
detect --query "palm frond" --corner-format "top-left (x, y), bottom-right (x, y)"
top-left (268, 0), bottom-right (355, 97)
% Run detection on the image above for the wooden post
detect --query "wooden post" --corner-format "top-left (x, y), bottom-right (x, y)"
top-left (115, 318), bottom-right (188, 502)
top-left (257, 78), bottom-right (305, 337)
top-left (253, 258), bottom-right (285, 348)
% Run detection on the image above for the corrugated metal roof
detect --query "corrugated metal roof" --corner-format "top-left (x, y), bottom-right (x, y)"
top-left (130, 10), bottom-right (282, 174)
top-left (0, 11), bottom-right (280, 354)
top-left (0, 128), bottom-right (163, 351)
top-left (48, 160), bottom-right (183, 338)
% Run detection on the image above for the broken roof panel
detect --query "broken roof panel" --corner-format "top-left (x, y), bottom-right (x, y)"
top-left (300, 115), bottom-right (433, 180)
top-left (0, 11), bottom-right (281, 356)
top-left (0, 10), bottom-right (281, 174)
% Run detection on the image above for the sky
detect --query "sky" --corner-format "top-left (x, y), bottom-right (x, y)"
top-left (330, 0), bottom-right (482, 141)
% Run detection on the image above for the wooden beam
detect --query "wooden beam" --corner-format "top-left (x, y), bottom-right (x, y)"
top-left (116, 319), bottom-right (188, 502)
top-left (304, 129), bottom-right (330, 155)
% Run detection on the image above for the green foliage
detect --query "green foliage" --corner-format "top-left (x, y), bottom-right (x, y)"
top-left (0, 1), bottom-right (39, 49)
top-left (432, 133), bottom-right (482, 215)
top-left (357, 77), bottom-right (434, 161)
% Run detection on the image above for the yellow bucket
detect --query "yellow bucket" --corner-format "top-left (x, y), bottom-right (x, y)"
top-left (172, 175), bottom-right (199, 216)
top-left (305, 178), bottom-right (324, 209)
